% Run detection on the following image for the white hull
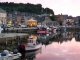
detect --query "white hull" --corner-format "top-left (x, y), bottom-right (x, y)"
top-left (25, 44), bottom-right (42, 52)
top-left (25, 48), bottom-right (41, 58)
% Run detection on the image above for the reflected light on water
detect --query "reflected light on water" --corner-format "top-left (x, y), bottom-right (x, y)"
top-left (36, 37), bottom-right (80, 60)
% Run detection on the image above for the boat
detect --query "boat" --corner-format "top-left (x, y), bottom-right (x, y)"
top-left (25, 35), bottom-right (42, 52)
top-left (0, 50), bottom-right (22, 60)
top-left (18, 35), bottom-right (42, 52)
top-left (37, 27), bottom-right (49, 34)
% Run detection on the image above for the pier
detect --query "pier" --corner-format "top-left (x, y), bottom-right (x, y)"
top-left (0, 33), bottom-right (28, 40)
top-left (4, 27), bottom-right (37, 33)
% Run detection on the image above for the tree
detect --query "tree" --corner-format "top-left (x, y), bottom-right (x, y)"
top-left (49, 15), bottom-right (55, 21)
top-left (0, 2), bottom-right (54, 15)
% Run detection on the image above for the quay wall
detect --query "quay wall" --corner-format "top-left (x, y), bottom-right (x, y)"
top-left (66, 27), bottom-right (80, 32)
top-left (57, 27), bottom-right (80, 32)
top-left (0, 33), bottom-right (28, 41)
top-left (3, 27), bottom-right (37, 33)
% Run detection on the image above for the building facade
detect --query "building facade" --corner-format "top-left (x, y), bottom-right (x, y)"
top-left (0, 8), bottom-right (7, 24)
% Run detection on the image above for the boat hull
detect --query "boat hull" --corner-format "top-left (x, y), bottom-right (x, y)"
top-left (25, 48), bottom-right (41, 58)
top-left (37, 28), bottom-right (48, 34)
top-left (25, 44), bottom-right (42, 52)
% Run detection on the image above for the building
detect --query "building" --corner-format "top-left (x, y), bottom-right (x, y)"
top-left (15, 15), bottom-right (22, 25)
top-left (54, 14), bottom-right (64, 22)
top-left (54, 14), bottom-right (65, 26)
top-left (73, 16), bottom-right (80, 26)
top-left (66, 19), bottom-right (73, 25)
top-left (0, 8), bottom-right (7, 24)
top-left (26, 18), bottom-right (37, 27)
top-left (42, 17), bottom-right (59, 26)
top-left (7, 13), bottom-right (12, 25)
top-left (12, 11), bottom-right (17, 25)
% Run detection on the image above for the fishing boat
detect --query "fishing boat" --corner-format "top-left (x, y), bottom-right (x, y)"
top-left (25, 35), bottom-right (42, 52)
top-left (18, 35), bottom-right (42, 52)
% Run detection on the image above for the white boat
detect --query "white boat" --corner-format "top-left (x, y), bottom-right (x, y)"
top-left (25, 35), bottom-right (42, 52)
top-left (0, 50), bottom-right (22, 60)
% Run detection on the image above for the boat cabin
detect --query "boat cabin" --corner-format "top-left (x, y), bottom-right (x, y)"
top-left (27, 36), bottom-right (38, 46)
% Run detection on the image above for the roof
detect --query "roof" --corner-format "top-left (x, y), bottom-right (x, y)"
top-left (40, 14), bottom-right (49, 17)
top-left (27, 18), bottom-right (37, 21)
top-left (0, 8), bottom-right (6, 13)
top-left (42, 17), bottom-right (53, 24)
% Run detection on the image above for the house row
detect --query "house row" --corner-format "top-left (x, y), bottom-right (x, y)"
top-left (0, 8), bottom-right (80, 27)
top-left (0, 8), bottom-right (7, 24)
top-left (54, 14), bottom-right (80, 26)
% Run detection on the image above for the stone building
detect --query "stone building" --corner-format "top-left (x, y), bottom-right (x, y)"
top-left (0, 8), bottom-right (7, 24)
top-left (42, 17), bottom-right (59, 26)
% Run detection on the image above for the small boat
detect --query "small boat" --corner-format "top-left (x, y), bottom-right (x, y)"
top-left (37, 27), bottom-right (49, 34)
top-left (0, 50), bottom-right (22, 60)
top-left (25, 35), bottom-right (42, 52)
top-left (18, 35), bottom-right (42, 52)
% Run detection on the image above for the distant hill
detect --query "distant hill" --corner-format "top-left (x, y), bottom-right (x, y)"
top-left (0, 2), bottom-right (54, 15)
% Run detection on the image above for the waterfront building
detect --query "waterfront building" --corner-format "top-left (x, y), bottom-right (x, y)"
top-left (66, 19), bottom-right (74, 25)
top-left (12, 11), bottom-right (18, 25)
top-left (73, 16), bottom-right (80, 26)
top-left (0, 8), bottom-right (7, 24)
top-left (7, 13), bottom-right (12, 25)
top-left (54, 14), bottom-right (64, 22)
top-left (42, 16), bottom-right (59, 27)
top-left (26, 18), bottom-right (37, 27)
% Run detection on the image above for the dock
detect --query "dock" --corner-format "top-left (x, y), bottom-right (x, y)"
top-left (4, 27), bottom-right (37, 33)
top-left (0, 33), bottom-right (28, 40)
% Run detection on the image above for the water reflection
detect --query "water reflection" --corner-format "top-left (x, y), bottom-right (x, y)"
top-left (37, 32), bottom-right (73, 45)
top-left (0, 39), bottom-right (18, 52)
top-left (36, 37), bottom-right (80, 60)
top-left (35, 32), bottom-right (80, 60)
top-left (21, 48), bottom-right (42, 60)
top-left (37, 34), bottom-right (54, 45)
top-left (74, 32), bottom-right (80, 41)
top-left (0, 31), bottom-right (80, 60)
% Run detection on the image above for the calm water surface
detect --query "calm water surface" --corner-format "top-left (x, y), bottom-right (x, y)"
top-left (0, 32), bottom-right (80, 60)
top-left (21, 32), bottom-right (80, 60)
top-left (36, 38), bottom-right (80, 60)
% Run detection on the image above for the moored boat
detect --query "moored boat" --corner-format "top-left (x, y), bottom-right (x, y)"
top-left (25, 35), bottom-right (42, 52)
top-left (18, 35), bottom-right (42, 52)
top-left (37, 27), bottom-right (49, 34)
top-left (0, 50), bottom-right (21, 60)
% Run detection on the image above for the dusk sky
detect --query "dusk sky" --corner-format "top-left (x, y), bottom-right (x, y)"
top-left (0, 0), bottom-right (80, 17)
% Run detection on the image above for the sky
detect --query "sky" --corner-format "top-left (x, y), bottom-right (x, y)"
top-left (0, 0), bottom-right (80, 17)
